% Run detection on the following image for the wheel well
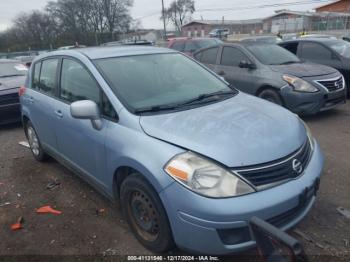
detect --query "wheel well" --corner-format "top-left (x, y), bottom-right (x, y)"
top-left (113, 166), bottom-right (139, 200)
top-left (256, 85), bottom-right (276, 96)
top-left (256, 85), bottom-right (285, 105)
top-left (22, 116), bottom-right (30, 138)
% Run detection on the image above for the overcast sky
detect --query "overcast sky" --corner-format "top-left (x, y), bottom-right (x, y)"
top-left (0, 0), bottom-right (333, 31)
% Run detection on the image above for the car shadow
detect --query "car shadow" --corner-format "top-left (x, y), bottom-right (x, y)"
top-left (301, 108), bottom-right (348, 123)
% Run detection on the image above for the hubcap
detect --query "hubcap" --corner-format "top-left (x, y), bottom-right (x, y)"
top-left (27, 127), bottom-right (40, 156)
top-left (128, 190), bottom-right (160, 242)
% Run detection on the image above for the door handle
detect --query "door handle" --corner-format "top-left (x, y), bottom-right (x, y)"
top-left (218, 71), bottom-right (225, 76)
top-left (54, 110), bottom-right (63, 119)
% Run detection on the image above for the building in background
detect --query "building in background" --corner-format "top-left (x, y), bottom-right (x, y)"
top-left (181, 19), bottom-right (263, 37)
top-left (263, 10), bottom-right (350, 33)
top-left (315, 0), bottom-right (350, 13)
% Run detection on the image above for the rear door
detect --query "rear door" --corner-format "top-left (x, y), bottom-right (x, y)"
top-left (298, 41), bottom-right (343, 70)
top-left (25, 58), bottom-right (60, 152)
top-left (215, 46), bottom-right (258, 94)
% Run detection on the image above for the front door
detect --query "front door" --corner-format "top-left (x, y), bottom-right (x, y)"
top-left (54, 58), bottom-right (108, 186)
top-left (215, 46), bottom-right (258, 94)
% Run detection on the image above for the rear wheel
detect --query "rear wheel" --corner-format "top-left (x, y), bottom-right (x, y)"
top-left (258, 88), bottom-right (283, 106)
top-left (120, 173), bottom-right (174, 253)
top-left (26, 121), bottom-right (48, 162)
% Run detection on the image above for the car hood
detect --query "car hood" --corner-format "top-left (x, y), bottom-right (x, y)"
top-left (0, 75), bottom-right (26, 91)
top-left (140, 93), bottom-right (306, 167)
top-left (269, 62), bottom-right (337, 77)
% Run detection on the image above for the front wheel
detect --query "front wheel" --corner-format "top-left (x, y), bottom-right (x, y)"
top-left (258, 88), bottom-right (283, 106)
top-left (120, 173), bottom-right (174, 253)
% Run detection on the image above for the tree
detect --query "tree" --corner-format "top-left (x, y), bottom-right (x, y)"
top-left (0, 0), bottom-right (134, 52)
top-left (163, 0), bottom-right (195, 32)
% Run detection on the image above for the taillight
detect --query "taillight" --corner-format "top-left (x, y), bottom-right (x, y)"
top-left (19, 86), bottom-right (26, 96)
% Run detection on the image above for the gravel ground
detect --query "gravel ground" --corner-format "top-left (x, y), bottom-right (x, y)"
top-left (0, 103), bottom-right (349, 261)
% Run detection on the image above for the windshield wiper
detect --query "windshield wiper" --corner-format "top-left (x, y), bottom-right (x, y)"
top-left (179, 90), bottom-right (236, 106)
top-left (134, 104), bottom-right (179, 114)
top-left (278, 61), bottom-right (300, 65)
top-left (134, 90), bottom-right (236, 114)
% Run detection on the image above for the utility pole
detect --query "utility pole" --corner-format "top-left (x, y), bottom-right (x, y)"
top-left (161, 0), bottom-right (167, 40)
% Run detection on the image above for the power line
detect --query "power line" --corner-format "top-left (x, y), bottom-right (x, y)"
top-left (133, 1), bottom-right (333, 21)
top-left (196, 0), bottom-right (332, 12)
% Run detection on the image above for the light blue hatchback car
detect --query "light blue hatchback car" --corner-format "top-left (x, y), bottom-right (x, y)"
top-left (20, 46), bottom-right (324, 255)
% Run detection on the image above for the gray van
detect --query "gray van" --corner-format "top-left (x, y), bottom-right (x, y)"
top-left (194, 43), bottom-right (347, 115)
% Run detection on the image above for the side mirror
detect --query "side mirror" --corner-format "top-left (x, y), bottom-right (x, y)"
top-left (70, 100), bottom-right (103, 130)
top-left (239, 60), bottom-right (256, 69)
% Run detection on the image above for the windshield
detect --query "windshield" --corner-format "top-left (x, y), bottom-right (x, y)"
top-left (0, 62), bottom-right (28, 77)
top-left (246, 44), bottom-right (300, 65)
top-left (95, 53), bottom-right (233, 112)
top-left (327, 40), bottom-right (350, 58)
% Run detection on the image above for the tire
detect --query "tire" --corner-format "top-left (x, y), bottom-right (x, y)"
top-left (120, 173), bottom-right (174, 253)
top-left (258, 88), bottom-right (283, 106)
top-left (26, 121), bottom-right (48, 162)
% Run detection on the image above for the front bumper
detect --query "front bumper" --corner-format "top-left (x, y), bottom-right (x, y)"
top-left (160, 141), bottom-right (324, 255)
top-left (280, 72), bottom-right (347, 115)
top-left (281, 86), bottom-right (346, 115)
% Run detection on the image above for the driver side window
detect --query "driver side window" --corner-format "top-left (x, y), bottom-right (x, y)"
top-left (221, 47), bottom-right (250, 67)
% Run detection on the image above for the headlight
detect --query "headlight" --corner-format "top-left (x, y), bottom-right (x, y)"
top-left (164, 152), bottom-right (255, 198)
top-left (283, 75), bottom-right (318, 93)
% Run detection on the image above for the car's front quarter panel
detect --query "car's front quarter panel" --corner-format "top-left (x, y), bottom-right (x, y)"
top-left (105, 109), bottom-right (184, 197)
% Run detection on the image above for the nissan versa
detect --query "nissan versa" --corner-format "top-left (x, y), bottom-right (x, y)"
top-left (194, 43), bottom-right (347, 115)
top-left (20, 46), bottom-right (324, 255)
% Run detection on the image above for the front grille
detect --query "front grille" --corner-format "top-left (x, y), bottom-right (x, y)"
top-left (0, 93), bottom-right (19, 106)
top-left (233, 139), bottom-right (312, 188)
top-left (316, 77), bottom-right (344, 92)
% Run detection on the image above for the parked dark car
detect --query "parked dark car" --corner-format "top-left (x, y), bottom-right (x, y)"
top-left (0, 59), bottom-right (27, 124)
top-left (279, 38), bottom-right (350, 97)
top-left (168, 37), bottom-right (223, 56)
top-left (194, 43), bottom-right (347, 115)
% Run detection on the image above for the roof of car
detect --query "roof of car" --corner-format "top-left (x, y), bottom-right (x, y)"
top-left (44, 46), bottom-right (176, 60)
top-left (280, 38), bottom-right (340, 44)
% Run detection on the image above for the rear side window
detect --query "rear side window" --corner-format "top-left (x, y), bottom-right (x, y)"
top-left (281, 42), bottom-right (299, 54)
top-left (60, 59), bottom-right (100, 104)
top-left (32, 62), bottom-right (41, 90)
top-left (221, 47), bottom-right (249, 67)
top-left (300, 42), bottom-right (332, 60)
top-left (199, 47), bottom-right (219, 64)
top-left (170, 41), bottom-right (185, 52)
top-left (184, 41), bottom-right (197, 52)
top-left (38, 59), bottom-right (59, 96)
